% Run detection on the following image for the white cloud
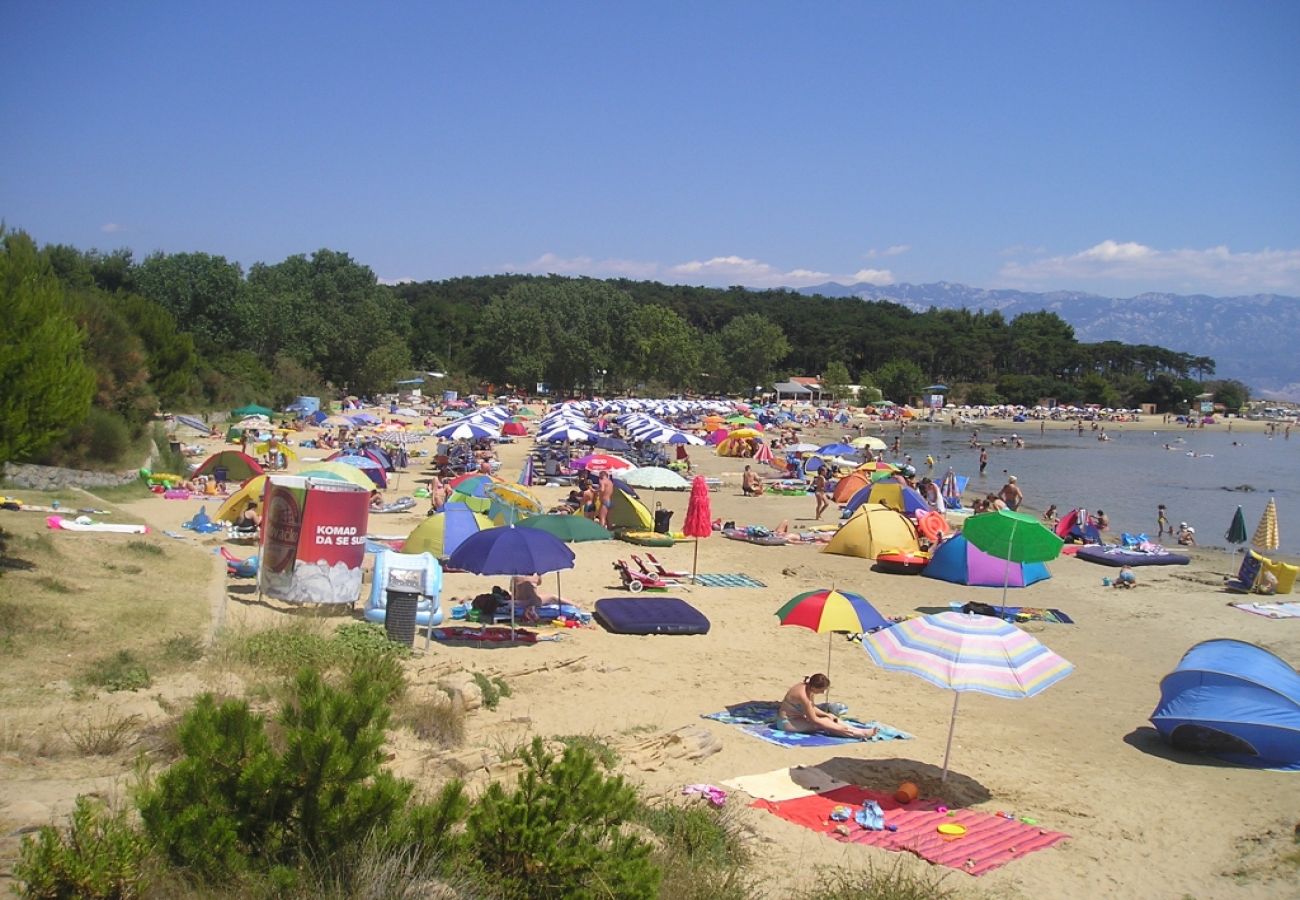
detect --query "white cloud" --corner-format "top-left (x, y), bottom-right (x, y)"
top-left (848, 268), bottom-right (896, 286)
top-left (503, 251), bottom-right (886, 289)
top-left (863, 244), bottom-right (911, 259)
top-left (100, 222), bottom-right (122, 234)
top-left (378, 276), bottom-right (415, 286)
top-left (1000, 240), bottom-right (1300, 293)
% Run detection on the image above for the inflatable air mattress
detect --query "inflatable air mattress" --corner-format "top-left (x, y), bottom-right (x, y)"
top-left (617, 530), bottom-right (675, 547)
top-left (46, 515), bottom-right (148, 534)
top-left (593, 597), bottom-right (711, 635)
top-left (1075, 545), bottom-right (1190, 567)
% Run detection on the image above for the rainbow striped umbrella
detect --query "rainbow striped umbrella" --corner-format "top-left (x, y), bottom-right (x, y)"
top-left (776, 588), bottom-right (890, 686)
top-left (860, 611), bottom-right (1073, 780)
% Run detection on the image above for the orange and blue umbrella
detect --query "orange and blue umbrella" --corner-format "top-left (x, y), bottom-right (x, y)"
top-left (860, 611), bottom-right (1073, 780)
top-left (776, 588), bottom-right (889, 682)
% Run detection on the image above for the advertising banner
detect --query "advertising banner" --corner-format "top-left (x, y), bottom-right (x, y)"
top-left (260, 477), bottom-right (369, 604)
top-left (929, 394), bottom-right (944, 410)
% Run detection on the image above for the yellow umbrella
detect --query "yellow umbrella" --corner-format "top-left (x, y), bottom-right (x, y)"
top-left (300, 462), bottom-right (378, 491)
top-left (215, 475), bottom-right (268, 522)
top-left (255, 442), bottom-right (297, 461)
top-left (728, 427), bottom-right (761, 440)
top-left (484, 483), bottom-right (544, 525)
top-left (1252, 498), bottom-right (1279, 552)
top-left (850, 435), bottom-right (887, 451)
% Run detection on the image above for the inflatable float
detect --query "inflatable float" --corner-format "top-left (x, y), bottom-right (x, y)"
top-left (46, 515), bottom-right (148, 534)
top-left (874, 549), bottom-right (931, 575)
top-left (916, 511), bottom-right (948, 543)
top-left (371, 497), bottom-right (417, 514)
top-left (617, 530), bottom-right (675, 547)
top-left (722, 527), bottom-right (787, 546)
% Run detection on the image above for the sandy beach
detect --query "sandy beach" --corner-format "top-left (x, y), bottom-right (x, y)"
top-left (2, 409), bottom-right (1297, 898)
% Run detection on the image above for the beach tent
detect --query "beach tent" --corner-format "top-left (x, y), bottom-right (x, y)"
top-left (194, 450), bottom-right (264, 482)
top-left (844, 482), bottom-right (930, 517)
top-left (922, 535), bottom-right (1051, 588)
top-left (231, 403), bottom-right (274, 418)
top-left (1150, 639), bottom-right (1300, 771)
top-left (1055, 508), bottom-right (1102, 544)
top-left (607, 487), bottom-right (654, 531)
top-left (832, 471), bottom-right (871, 503)
top-left (823, 504), bottom-right (920, 559)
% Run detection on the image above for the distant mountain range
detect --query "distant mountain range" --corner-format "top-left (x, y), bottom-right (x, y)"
top-left (799, 281), bottom-right (1300, 400)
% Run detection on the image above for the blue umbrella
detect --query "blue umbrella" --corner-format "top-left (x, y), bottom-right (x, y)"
top-left (435, 421), bottom-right (499, 441)
top-left (333, 454), bottom-right (387, 488)
top-left (595, 436), bottom-right (632, 452)
top-left (816, 443), bottom-right (859, 457)
top-left (448, 525), bottom-right (576, 636)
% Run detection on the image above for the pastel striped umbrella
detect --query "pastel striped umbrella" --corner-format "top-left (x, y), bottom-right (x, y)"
top-left (860, 611), bottom-right (1074, 780)
top-left (1252, 498), bottom-right (1279, 552)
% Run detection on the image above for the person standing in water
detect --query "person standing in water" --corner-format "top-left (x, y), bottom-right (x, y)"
top-left (1157, 504), bottom-right (1170, 537)
top-left (979, 447), bottom-right (989, 475)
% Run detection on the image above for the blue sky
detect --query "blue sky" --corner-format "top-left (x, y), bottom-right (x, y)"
top-left (3, 2), bottom-right (1298, 296)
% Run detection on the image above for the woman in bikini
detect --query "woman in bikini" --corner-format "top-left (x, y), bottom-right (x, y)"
top-left (776, 674), bottom-right (877, 739)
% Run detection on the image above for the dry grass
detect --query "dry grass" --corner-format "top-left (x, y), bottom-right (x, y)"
top-left (0, 498), bottom-right (210, 707)
top-left (394, 691), bottom-right (466, 748)
top-left (64, 712), bottom-right (144, 756)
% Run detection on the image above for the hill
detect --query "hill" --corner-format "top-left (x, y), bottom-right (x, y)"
top-left (800, 281), bottom-right (1300, 399)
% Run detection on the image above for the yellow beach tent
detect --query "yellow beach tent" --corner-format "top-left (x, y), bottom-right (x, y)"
top-left (822, 503), bottom-right (920, 559)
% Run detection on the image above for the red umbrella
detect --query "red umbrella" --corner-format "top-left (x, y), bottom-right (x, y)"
top-left (502, 421), bottom-right (528, 436)
top-left (683, 475), bottom-right (712, 584)
top-left (573, 453), bottom-right (634, 473)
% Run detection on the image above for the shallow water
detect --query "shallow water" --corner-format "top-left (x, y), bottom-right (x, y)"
top-left (882, 424), bottom-right (1299, 556)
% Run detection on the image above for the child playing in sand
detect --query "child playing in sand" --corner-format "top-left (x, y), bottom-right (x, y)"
top-left (1112, 565), bottom-right (1137, 589)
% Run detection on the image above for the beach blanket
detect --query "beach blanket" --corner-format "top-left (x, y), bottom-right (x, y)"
top-left (751, 785), bottom-right (1069, 876)
top-left (1231, 601), bottom-right (1300, 619)
top-left (693, 573), bottom-right (767, 588)
top-left (991, 606), bottom-right (1074, 624)
top-left (702, 701), bottom-right (911, 748)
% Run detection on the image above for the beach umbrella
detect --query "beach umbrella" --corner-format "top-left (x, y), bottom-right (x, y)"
top-left (850, 435), bottom-right (887, 451)
top-left (434, 421), bottom-right (499, 441)
top-left (622, 467), bottom-right (690, 491)
top-left (484, 482), bottom-right (544, 525)
top-left (405, 507), bottom-right (496, 558)
top-left (572, 453), bottom-right (634, 473)
top-left (1252, 498), bottom-right (1279, 552)
top-left (961, 508), bottom-right (1064, 606)
top-left (448, 525), bottom-right (576, 637)
top-left (682, 475), bottom-right (712, 584)
top-left (538, 425), bottom-right (599, 443)
top-left (816, 443), bottom-right (858, 457)
top-left (517, 514), bottom-right (613, 542)
top-left (214, 475), bottom-right (268, 523)
top-left (1225, 505), bottom-right (1248, 572)
top-left (775, 589), bottom-right (890, 685)
top-left (594, 435), bottom-right (632, 452)
top-left (332, 454), bottom-right (387, 488)
top-left (301, 462), bottom-right (384, 491)
top-left (860, 611), bottom-right (1074, 780)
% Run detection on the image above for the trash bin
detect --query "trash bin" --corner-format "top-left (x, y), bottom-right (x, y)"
top-left (384, 591), bottom-right (420, 646)
top-left (654, 507), bottom-right (674, 534)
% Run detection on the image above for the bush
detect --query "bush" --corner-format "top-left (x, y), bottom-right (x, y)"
top-left (13, 796), bottom-right (150, 899)
top-left (82, 650), bottom-right (151, 693)
top-left (137, 667), bottom-right (463, 886)
top-left (470, 672), bottom-right (510, 711)
top-left (80, 408), bottom-right (134, 468)
top-left (637, 801), bottom-right (756, 900)
top-left (65, 713), bottom-right (143, 756)
top-left (792, 858), bottom-right (957, 900)
top-left (464, 737), bottom-right (659, 899)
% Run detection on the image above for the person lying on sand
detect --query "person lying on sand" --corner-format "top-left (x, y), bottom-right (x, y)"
top-left (776, 673), bottom-right (877, 739)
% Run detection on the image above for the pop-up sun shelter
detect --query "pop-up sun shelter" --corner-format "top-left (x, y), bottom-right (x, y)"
top-left (844, 482), bottom-right (930, 517)
top-left (923, 534), bottom-right (1051, 588)
top-left (822, 503), bottom-right (920, 559)
top-left (1150, 639), bottom-right (1300, 771)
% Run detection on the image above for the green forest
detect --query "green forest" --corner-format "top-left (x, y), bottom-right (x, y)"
top-left (1, 229), bottom-right (1248, 471)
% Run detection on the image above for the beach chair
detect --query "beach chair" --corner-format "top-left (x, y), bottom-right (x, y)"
top-left (629, 555), bottom-right (682, 584)
top-left (644, 552), bottom-right (690, 579)
top-left (613, 560), bottom-right (670, 593)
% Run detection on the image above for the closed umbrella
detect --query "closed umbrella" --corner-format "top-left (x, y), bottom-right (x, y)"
top-left (961, 509), bottom-right (1064, 606)
top-left (1252, 498), bottom-right (1279, 553)
top-left (860, 611), bottom-right (1074, 780)
top-left (682, 475), bottom-right (712, 584)
top-left (1225, 505), bottom-right (1248, 572)
top-left (776, 589), bottom-right (890, 687)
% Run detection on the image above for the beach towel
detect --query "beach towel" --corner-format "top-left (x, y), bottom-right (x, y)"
top-left (702, 701), bottom-right (911, 748)
top-left (1230, 602), bottom-right (1300, 619)
top-left (693, 573), bottom-right (767, 588)
top-left (751, 785), bottom-right (1069, 876)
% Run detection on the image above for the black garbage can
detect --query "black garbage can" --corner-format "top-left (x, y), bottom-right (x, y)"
top-left (654, 507), bottom-right (674, 534)
top-left (384, 591), bottom-right (420, 647)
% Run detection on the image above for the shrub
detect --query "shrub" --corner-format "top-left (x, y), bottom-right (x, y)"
top-left (65, 713), bottom-right (143, 756)
top-left (464, 737), bottom-right (660, 899)
top-left (13, 795), bottom-right (150, 899)
top-left (395, 694), bottom-right (465, 749)
top-left (82, 650), bottom-right (152, 693)
top-left (137, 667), bottom-right (463, 886)
top-left (793, 858), bottom-right (958, 900)
top-left (637, 801), bottom-right (756, 900)
top-left (81, 408), bottom-right (134, 467)
top-left (470, 672), bottom-right (510, 711)
top-left (553, 734), bottom-right (618, 770)
top-left (159, 633), bottom-right (204, 664)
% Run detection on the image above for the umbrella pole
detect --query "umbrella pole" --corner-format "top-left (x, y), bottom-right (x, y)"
top-left (941, 692), bottom-right (960, 782)
top-left (691, 539), bottom-right (700, 585)
top-left (1000, 519), bottom-right (1018, 610)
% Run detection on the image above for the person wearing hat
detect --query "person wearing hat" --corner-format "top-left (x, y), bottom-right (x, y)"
top-left (1177, 521), bottom-right (1196, 546)
top-left (999, 475), bottom-right (1023, 511)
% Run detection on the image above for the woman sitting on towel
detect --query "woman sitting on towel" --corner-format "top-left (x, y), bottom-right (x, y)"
top-left (776, 674), bottom-right (877, 739)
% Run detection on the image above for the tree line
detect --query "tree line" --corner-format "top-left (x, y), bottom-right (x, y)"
top-left (1, 229), bottom-right (1246, 470)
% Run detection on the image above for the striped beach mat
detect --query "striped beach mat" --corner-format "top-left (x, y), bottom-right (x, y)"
top-left (693, 573), bottom-right (766, 588)
top-left (752, 785), bottom-right (1068, 876)
top-left (1231, 601), bottom-right (1300, 619)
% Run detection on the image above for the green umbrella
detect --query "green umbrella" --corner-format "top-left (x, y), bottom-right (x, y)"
top-left (961, 509), bottom-right (1064, 605)
top-left (517, 514), bottom-right (613, 542)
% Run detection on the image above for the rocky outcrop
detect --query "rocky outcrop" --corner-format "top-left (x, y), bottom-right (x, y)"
top-left (2, 462), bottom-right (142, 492)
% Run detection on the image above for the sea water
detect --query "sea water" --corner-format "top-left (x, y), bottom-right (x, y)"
top-left (887, 424), bottom-right (1299, 557)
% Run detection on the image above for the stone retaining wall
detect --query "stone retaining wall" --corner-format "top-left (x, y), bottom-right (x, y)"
top-left (2, 462), bottom-right (144, 492)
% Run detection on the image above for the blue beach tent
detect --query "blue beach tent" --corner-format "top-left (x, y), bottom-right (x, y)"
top-left (1150, 639), bottom-right (1300, 771)
top-left (922, 534), bottom-right (1051, 588)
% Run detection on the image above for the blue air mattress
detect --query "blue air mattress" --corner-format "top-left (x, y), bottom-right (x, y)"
top-left (1075, 545), bottom-right (1191, 567)
top-left (593, 597), bottom-right (711, 635)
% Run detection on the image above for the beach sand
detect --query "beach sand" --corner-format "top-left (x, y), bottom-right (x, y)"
top-left (3, 412), bottom-right (1297, 898)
